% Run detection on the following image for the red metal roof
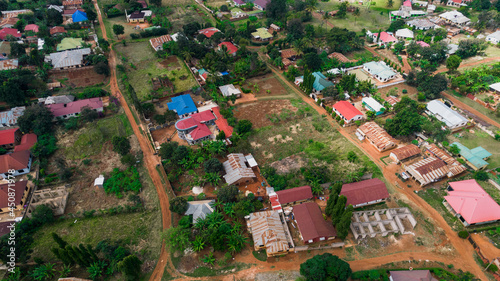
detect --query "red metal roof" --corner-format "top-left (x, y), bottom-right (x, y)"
top-left (14, 134), bottom-right (37, 152)
top-left (212, 107), bottom-right (233, 138)
top-left (175, 111), bottom-right (215, 130)
top-left (275, 186), bottom-right (312, 205)
top-left (372, 32), bottom-right (397, 43)
top-left (189, 124), bottom-right (212, 140)
top-left (269, 193), bottom-right (282, 211)
top-left (0, 128), bottom-right (19, 146)
top-left (340, 178), bottom-right (389, 207)
top-left (333, 101), bottom-right (363, 121)
top-left (445, 179), bottom-right (500, 224)
top-left (403, 0), bottom-right (412, 6)
top-left (0, 28), bottom-right (21, 40)
top-left (218, 42), bottom-right (238, 54)
top-left (0, 181), bottom-right (27, 209)
top-left (47, 98), bottom-right (103, 117)
top-left (293, 202), bottom-right (337, 242)
top-left (0, 150), bottom-right (31, 174)
top-left (50, 26), bottom-right (67, 35)
top-left (24, 24), bottom-right (39, 33)
top-left (198, 27), bottom-right (220, 38)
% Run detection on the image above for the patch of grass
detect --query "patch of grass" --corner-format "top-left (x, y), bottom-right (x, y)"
top-left (64, 114), bottom-right (133, 159)
top-left (416, 188), bottom-right (463, 231)
top-left (445, 90), bottom-right (500, 130)
top-left (252, 250), bottom-right (268, 262)
top-left (31, 210), bottom-right (162, 264)
top-left (183, 263), bottom-right (250, 277)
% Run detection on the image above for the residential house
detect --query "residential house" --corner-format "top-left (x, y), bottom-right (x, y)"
top-left (218, 41), bottom-right (238, 56)
top-left (356, 122), bottom-right (397, 152)
top-left (328, 52), bottom-right (351, 63)
top-left (149, 35), bottom-right (172, 51)
top-left (438, 11), bottom-right (470, 26)
top-left (212, 107), bottom-right (233, 138)
top-left (426, 100), bottom-right (468, 131)
top-left (293, 202), bottom-right (337, 243)
top-left (174, 110), bottom-right (216, 145)
top-left (219, 84), bottom-right (241, 98)
top-left (310, 72), bottom-right (334, 95)
top-left (447, 0), bottom-right (467, 7)
top-left (47, 98), bottom-right (104, 119)
top-left (24, 24), bottom-right (39, 33)
top-left (0, 59), bottom-right (18, 70)
top-left (39, 95), bottom-right (75, 105)
top-left (269, 23), bottom-right (280, 32)
top-left (50, 26), bottom-right (67, 36)
top-left (47, 4), bottom-right (64, 12)
top-left (0, 107), bottom-right (25, 128)
top-left (406, 18), bottom-right (436, 30)
top-left (368, 31), bottom-right (397, 47)
top-left (447, 43), bottom-right (459, 55)
top-left (251, 28), bottom-right (273, 41)
top-left (126, 11), bottom-right (145, 23)
top-left (444, 179), bottom-right (500, 226)
top-left (198, 68), bottom-right (209, 82)
top-left (254, 0), bottom-right (270, 10)
top-left (427, 4), bottom-right (436, 12)
top-left (63, 8), bottom-right (84, 17)
top-left (405, 157), bottom-right (450, 186)
top-left (390, 0), bottom-right (426, 21)
top-left (490, 82), bottom-right (500, 94)
top-left (416, 41), bottom-right (430, 47)
top-left (274, 185), bottom-right (313, 207)
top-left (72, 10), bottom-right (88, 23)
top-left (389, 144), bottom-right (421, 163)
top-left (185, 200), bottom-right (215, 222)
top-left (383, 95), bottom-right (400, 106)
top-left (0, 18), bottom-right (18, 29)
top-left (231, 8), bottom-right (247, 18)
top-left (233, 0), bottom-right (245, 6)
top-left (332, 101), bottom-right (364, 124)
top-left (389, 270), bottom-right (438, 281)
top-left (56, 37), bottom-right (83, 51)
top-left (167, 94), bottom-right (198, 118)
top-left (1, 9), bottom-right (31, 18)
top-left (0, 150), bottom-right (32, 178)
top-left (363, 61), bottom-right (397, 82)
top-left (0, 28), bottom-right (21, 41)
top-left (198, 27), bottom-right (221, 38)
top-left (486, 30), bottom-right (500, 45)
top-left (223, 153), bottom-right (257, 185)
top-left (280, 49), bottom-right (299, 69)
top-left (0, 128), bottom-right (22, 149)
top-left (14, 134), bottom-right (37, 152)
top-left (426, 144), bottom-right (467, 177)
top-left (246, 210), bottom-right (292, 257)
top-left (62, 0), bottom-right (83, 9)
top-left (340, 178), bottom-right (390, 208)
top-left (45, 48), bottom-right (91, 69)
top-left (451, 142), bottom-right (491, 170)
top-left (395, 28), bottom-right (414, 40)
top-left (0, 180), bottom-right (34, 220)
top-left (362, 97), bottom-right (385, 116)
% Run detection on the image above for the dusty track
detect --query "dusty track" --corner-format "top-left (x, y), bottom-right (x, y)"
top-left (92, 2), bottom-right (175, 280)
top-left (442, 91), bottom-right (500, 129)
top-left (434, 56), bottom-right (500, 74)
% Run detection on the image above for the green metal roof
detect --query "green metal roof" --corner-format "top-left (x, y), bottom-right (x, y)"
top-left (251, 28), bottom-right (272, 39)
top-left (452, 142), bottom-right (491, 169)
top-left (56, 38), bottom-right (83, 51)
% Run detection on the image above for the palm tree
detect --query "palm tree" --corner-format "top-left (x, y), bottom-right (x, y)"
top-left (232, 221), bottom-right (243, 233)
top-left (192, 236), bottom-right (205, 251)
top-left (305, 0), bottom-right (318, 13)
top-left (182, 50), bottom-right (194, 64)
top-left (228, 232), bottom-right (248, 253)
top-left (353, 8), bottom-right (360, 23)
top-left (202, 252), bottom-right (216, 266)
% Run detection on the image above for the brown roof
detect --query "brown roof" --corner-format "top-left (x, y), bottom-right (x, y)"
top-left (328, 52), bottom-right (351, 63)
top-left (383, 95), bottom-right (400, 106)
top-left (14, 134), bottom-right (37, 152)
top-left (280, 49), bottom-right (297, 59)
top-left (293, 202), bottom-right (336, 241)
top-left (426, 144), bottom-right (455, 165)
top-left (0, 150), bottom-right (31, 174)
top-left (340, 178), bottom-right (389, 207)
top-left (358, 122), bottom-right (397, 151)
top-left (50, 26), bottom-right (67, 35)
top-left (62, 0), bottom-right (83, 6)
top-left (0, 17), bottom-right (19, 28)
top-left (405, 156), bottom-right (450, 186)
top-left (0, 59), bottom-right (18, 70)
top-left (275, 186), bottom-right (312, 205)
top-left (389, 270), bottom-right (437, 281)
top-left (247, 211), bottom-right (290, 256)
top-left (0, 181), bottom-right (27, 209)
top-left (150, 35), bottom-right (172, 49)
top-left (391, 144), bottom-right (421, 161)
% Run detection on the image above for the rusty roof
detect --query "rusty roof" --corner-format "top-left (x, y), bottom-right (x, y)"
top-left (149, 34), bottom-right (171, 49)
top-left (390, 144), bottom-right (421, 161)
top-left (426, 144), bottom-right (455, 164)
top-left (383, 95), bottom-right (400, 106)
top-left (0, 59), bottom-right (18, 70)
top-left (247, 211), bottom-right (290, 256)
top-left (328, 52), bottom-right (351, 63)
top-left (405, 156), bottom-right (449, 186)
top-left (357, 122), bottom-right (397, 151)
top-left (223, 153), bottom-right (256, 185)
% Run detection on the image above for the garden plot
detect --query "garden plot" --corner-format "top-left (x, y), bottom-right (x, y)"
top-left (242, 73), bottom-right (291, 97)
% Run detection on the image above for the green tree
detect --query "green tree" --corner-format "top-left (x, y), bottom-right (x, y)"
top-left (113, 24), bottom-right (125, 39)
top-left (448, 144), bottom-right (461, 155)
top-left (446, 55), bottom-right (462, 72)
top-left (204, 158), bottom-right (223, 174)
top-left (331, 195), bottom-right (347, 225)
top-left (159, 141), bottom-right (179, 159)
top-left (337, 2), bottom-right (348, 18)
top-left (111, 136), bottom-right (131, 156)
top-left (169, 197), bottom-right (188, 214)
top-left (473, 170), bottom-right (489, 181)
top-left (117, 255), bottom-right (142, 281)
top-left (300, 253), bottom-right (352, 281)
top-left (51, 232), bottom-right (68, 249)
top-left (337, 205), bottom-right (353, 239)
top-left (236, 119), bottom-right (252, 134)
top-left (163, 226), bottom-right (190, 252)
top-left (18, 104), bottom-right (54, 135)
top-left (79, 106), bottom-right (99, 123)
top-left (384, 96), bottom-right (423, 137)
top-left (387, 0), bottom-right (394, 7)
top-left (31, 134), bottom-right (58, 158)
top-left (216, 185), bottom-right (239, 203)
top-left (325, 191), bottom-right (339, 217)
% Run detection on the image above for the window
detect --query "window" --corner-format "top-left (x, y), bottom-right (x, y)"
top-left (319, 237), bottom-right (325, 241)
top-left (308, 239), bottom-right (313, 243)
top-left (17, 169), bottom-right (23, 173)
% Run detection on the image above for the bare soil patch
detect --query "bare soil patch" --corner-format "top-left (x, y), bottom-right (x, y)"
top-left (233, 99), bottom-right (298, 129)
top-left (244, 74), bottom-right (289, 96)
top-left (48, 66), bottom-right (107, 88)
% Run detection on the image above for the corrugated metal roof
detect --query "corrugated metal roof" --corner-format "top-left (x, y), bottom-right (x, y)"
top-left (223, 153), bottom-right (256, 185)
top-left (247, 211), bottom-right (289, 256)
top-left (390, 144), bottom-right (421, 161)
top-left (357, 122), bottom-right (396, 151)
top-left (46, 48), bottom-right (90, 69)
top-left (405, 156), bottom-right (449, 186)
top-left (0, 59), bottom-right (18, 70)
top-left (427, 100), bottom-right (468, 128)
top-left (0, 107), bottom-right (25, 126)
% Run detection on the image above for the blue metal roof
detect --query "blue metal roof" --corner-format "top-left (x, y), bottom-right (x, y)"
top-left (72, 10), bottom-right (88, 23)
top-left (167, 94), bottom-right (197, 116)
top-left (452, 142), bottom-right (491, 169)
top-left (312, 72), bottom-right (334, 92)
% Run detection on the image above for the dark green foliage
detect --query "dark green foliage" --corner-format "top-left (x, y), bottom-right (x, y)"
top-left (304, 52), bottom-right (322, 71)
top-left (232, 196), bottom-right (263, 218)
top-left (204, 158), bottom-right (223, 174)
top-left (446, 55), bottom-right (462, 72)
top-left (387, 19), bottom-right (405, 32)
top-left (117, 255), bottom-right (142, 281)
top-left (217, 185), bottom-right (239, 203)
top-left (31, 134), bottom-right (58, 158)
top-left (301, 68), bottom-right (315, 94)
top-left (10, 42), bottom-right (26, 57)
top-left (337, 205), bottom-right (353, 239)
top-left (456, 39), bottom-right (487, 59)
top-left (94, 61), bottom-right (110, 76)
top-left (384, 96), bottom-right (423, 137)
top-left (159, 141), bottom-right (179, 160)
top-left (17, 104), bottom-right (54, 135)
top-left (77, 88), bottom-right (109, 99)
top-left (325, 191), bottom-right (339, 217)
top-left (113, 24), bottom-right (125, 38)
top-left (111, 136), bottom-right (131, 156)
top-left (141, 102), bottom-right (156, 117)
top-left (327, 27), bottom-right (363, 54)
top-left (51, 232), bottom-right (67, 249)
top-left (267, 0), bottom-right (288, 20)
top-left (351, 269), bottom-right (389, 280)
top-left (458, 230), bottom-right (469, 239)
top-left (120, 153), bottom-right (136, 166)
top-left (331, 195), bottom-right (347, 225)
top-left (261, 166), bottom-right (287, 191)
top-left (473, 170), bottom-right (489, 181)
top-left (79, 106), bottom-right (100, 123)
top-left (103, 167), bottom-right (142, 198)
top-left (236, 119), bottom-right (252, 134)
top-left (169, 197), bottom-right (188, 214)
top-left (300, 253), bottom-right (352, 281)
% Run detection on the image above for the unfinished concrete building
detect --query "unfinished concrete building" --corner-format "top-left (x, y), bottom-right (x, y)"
top-left (28, 186), bottom-right (69, 216)
top-left (350, 208), bottom-right (417, 240)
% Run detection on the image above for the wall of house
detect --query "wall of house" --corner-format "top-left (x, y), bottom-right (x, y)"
top-left (353, 198), bottom-right (386, 208)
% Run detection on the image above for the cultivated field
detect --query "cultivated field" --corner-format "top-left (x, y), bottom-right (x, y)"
top-left (48, 66), bottom-right (108, 88)
top-left (242, 73), bottom-right (293, 97)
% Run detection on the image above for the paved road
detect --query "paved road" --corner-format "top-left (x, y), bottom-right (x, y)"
top-left (92, 2), bottom-right (175, 280)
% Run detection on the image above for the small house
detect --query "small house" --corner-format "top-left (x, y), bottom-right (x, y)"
top-left (356, 122), bottom-right (397, 152)
top-left (46, 97), bottom-right (104, 119)
top-left (389, 144), bottom-right (421, 163)
top-left (362, 97), bottom-right (385, 115)
top-left (198, 27), bottom-right (221, 38)
top-left (0, 107), bottom-right (25, 128)
top-left (94, 175), bottom-right (104, 188)
top-left (167, 94), bottom-right (198, 118)
top-left (223, 153), bottom-right (257, 185)
top-left (0, 28), bottom-right (21, 41)
top-left (185, 200), bottom-right (215, 222)
top-left (332, 101), bottom-right (364, 124)
top-left (50, 26), bottom-right (67, 36)
top-left (174, 111), bottom-right (216, 145)
top-left (363, 61), bottom-right (397, 83)
top-left (246, 210), bottom-right (291, 257)
top-left (13, 134), bottom-right (37, 152)
top-left (149, 35), bottom-right (172, 51)
top-left (340, 178), bottom-right (389, 208)
top-left (274, 186), bottom-right (313, 207)
top-left (293, 202), bottom-right (337, 243)
top-left (368, 31), bottom-right (397, 47)
top-left (45, 48), bottom-right (91, 69)
top-left (389, 270), bottom-right (438, 281)
top-left (251, 28), bottom-right (273, 41)
top-left (0, 128), bottom-right (22, 149)
top-left (56, 37), bottom-right (83, 51)
top-left (127, 11), bottom-right (145, 23)
top-left (253, 0), bottom-right (270, 10)
top-left (218, 42), bottom-right (238, 56)
top-left (0, 150), bottom-right (32, 178)
top-left (426, 100), bottom-right (468, 131)
top-left (219, 84), bottom-right (241, 98)
top-left (451, 142), bottom-right (491, 170)
top-left (72, 10), bottom-right (88, 23)
top-left (395, 28), bottom-right (414, 40)
top-left (486, 31), bottom-right (500, 45)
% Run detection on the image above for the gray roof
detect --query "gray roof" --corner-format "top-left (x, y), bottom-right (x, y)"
top-left (427, 100), bottom-right (468, 127)
top-left (390, 270), bottom-right (437, 281)
top-left (490, 82), bottom-right (500, 92)
top-left (407, 18), bottom-right (435, 29)
top-left (43, 95), bottom-right (75, 104)
top-left (447, 44), bottom-right (459, 54)
top-left (223, 153), bottom-right (256, 185)
top-left (395, 28), bottom-right (414, 38)
top-left (45, 48), bottom-right (90, 68)
top-left (219, 84), bottom-right (241, 97)
top-left (439, 11), bottom-right (470, 24)
top-left (486, 31), bottom-right (500, 41)
top-left (363, 61), bottom-right (396, 80)
top-left (184, 200), bottom-right (215, 222)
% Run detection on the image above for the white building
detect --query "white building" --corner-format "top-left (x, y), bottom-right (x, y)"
top-left (219, 84), bottom-right (242, 98)
top-left (363, 61), bottom-right (397, 83)
top-left (439, 11), bottom-right (470, 26)
top-left (395, 28), bottom-right (414, 40)
top-left (426, 100), bottom-right (468, 130)
top-left (486, 31), bottom-right (500, 45)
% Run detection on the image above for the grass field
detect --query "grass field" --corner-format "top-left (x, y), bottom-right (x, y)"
top-left (448, 130), bottom-right (500, 169)
top-left (169, 4), bottom-right (215, 32)
top-left (115, 41), bottom-right (198, 101)
top-left (417, 188), bottom-right (464, 231)
top-left (64, 114), bottom-right (133, 159)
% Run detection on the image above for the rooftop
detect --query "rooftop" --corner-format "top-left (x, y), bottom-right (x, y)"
top-left (390, 144), bottom-right (421, 161)
top-left (363, 61), bottom-right (397, 80)
top-left (340, 178), bottom-right (389, 207)
top-left (451, 142), bottom-right (491, 169)
top-left (56, 37), bottom-right (83, 51)
top-left (405, 156), bottom-right (449, 186)
top-left (167, 94), bottom-right (197, 116)
top-left (362, 97), bottom-right (385, 113)
top-left (251, 28), bottom-right (273, 40)
top-left (213, 107), bottom-right (233, 138)
top-left (0, 107), bottom-right (25, 126)
top-left (312, 72), bottom-right (334, 92)
top-left (275, 186), bottom-right (313, 205)
top-left (395, 28), bottom-right (414, 38)
top-left (47, 97), bottom-right (103, 117)
top-left (0, 128), bottom-right (19, 146)
top-left (223, 153), bottom-right (256, 185)
top-left (185, 200), bottom-right (214, 222)
top-left (357, 122), bottom-right (396, 151)
top-left (247, 210), bottom-right (290, 256)
top-left (0, 150), bottom-right (31, 174)
top-left (46, 48), bottom-right (91, 68)
top-left (372, 32), bottom-right (397, 43)
top-left (218, 42), bottom-right (238, 54)
top-left (174, 111), bottom-right (215, 141)
top-left (333, 101), bottom-right (363, 120)
top-left (14, 134), bottom-right (37, 152)
top-left (389, 270), bottom-right (438, 281)
top-left (0, 28), bottom-right (21, 40)
top-left (72, 10), bottom-right (88, 22)
top-left (0, 181), bottom-right (28, 209)
top-left (149, 34), bottom-right (172, 49)
top-left (427, 100), bottom-right (468, 128)
top-left (293, 202), bottom-right (337, 241)
top-left (198, 27), bottom-right (221, 38)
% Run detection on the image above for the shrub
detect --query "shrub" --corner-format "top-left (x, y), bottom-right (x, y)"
top-left (458, 230), bottom-right (469, 239)
top-left (402, 89), bottom-right (407, 94)
top-left (169, 197), bottom-right (188, 214)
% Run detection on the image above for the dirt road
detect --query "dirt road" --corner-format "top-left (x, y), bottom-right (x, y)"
top-left (401, 55), bottom-right (411, 74)
top-left (263, 58), bottom-right (488, 280)
top-left (92, 2), bottom-right (175, 280)
top-left (441, 92), bottom-right (500, 129)
top-left (434, 56), bottom-right (500, 74)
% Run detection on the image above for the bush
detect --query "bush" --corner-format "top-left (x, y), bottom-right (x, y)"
top-left (103, 167), bottom-right (142, 198)
top-left (402, 89), bottom-right (407, 94)
top-left (473, 170), bottom-right (489, 181)
top-left (458, 230), bottom-right (469, 239)
top-left (169, 197), bottom-right (188, 214)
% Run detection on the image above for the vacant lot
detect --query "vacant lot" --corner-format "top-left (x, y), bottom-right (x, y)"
top-left (48, 66), bottom-right (107, 88)
top-left (448, 129), bottom-right (500, 169)
top-left (116, 42), bottom-right (198, 101)
top-left (168, 4), bottom-right (214, 32)
top-left (243, 73), bottom-right (292, 97)
top-left (234, 99), bottom-right (299, 128)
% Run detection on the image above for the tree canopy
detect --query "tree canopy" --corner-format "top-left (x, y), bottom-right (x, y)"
top-left (18, 104), bottom-right (54, 135)
top-left (300, 253), bottom-right (352, 281)
top-left (384, 96), bottom-right (424, 137)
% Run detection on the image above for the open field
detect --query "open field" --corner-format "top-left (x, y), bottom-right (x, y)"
top-left (448, 129), bottom-right (500, 169)
top-left (48, 66), bottom-right (108, 88)
top-left (62, 113), bottom-right (133, 159)
top-left (168, 4), bottom-right (215, 32)
top-left (116, 42), bottom-right (198, 101)
top-left (107, 16), bottom-right (148, 39)
top-left (234, 99), bottom-right (300, 129)
top-left (417, 187), bottom-right (464, 231)
top-left (445, 90), bottom-right (500, 126)
top-left (243, 73), bottom-right (291, 97)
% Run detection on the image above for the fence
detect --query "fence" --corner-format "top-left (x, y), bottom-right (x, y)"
top-left (294, 242), bottom-right (344, 252)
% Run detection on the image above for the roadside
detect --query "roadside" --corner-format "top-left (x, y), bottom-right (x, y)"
top-left (442, 91), bottom-right (500, 129)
